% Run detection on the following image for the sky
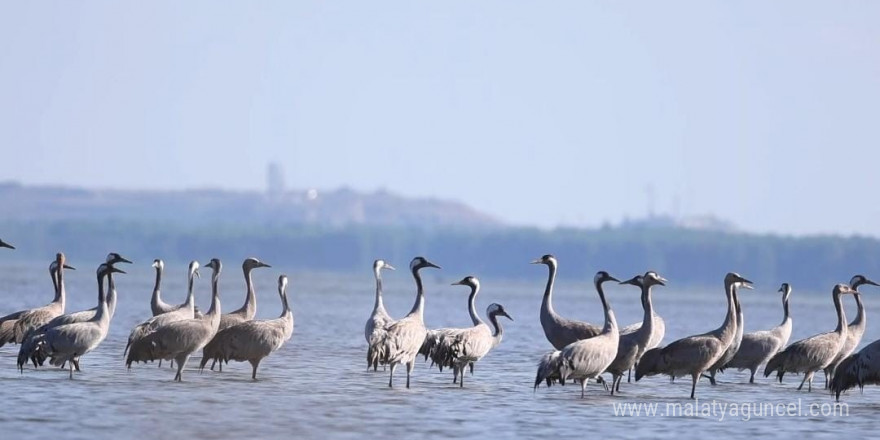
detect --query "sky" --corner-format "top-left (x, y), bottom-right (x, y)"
top-left (1, 2), bottom-right (879, 236)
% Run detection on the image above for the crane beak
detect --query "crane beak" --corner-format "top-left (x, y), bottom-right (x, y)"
top-left (260, 262), bottom-right (272, 268)
top-left (529, 258), bottom-right (542, 264)
top-left (63, 264), bottom-right (76, 270)
top-left (110, 267), bottom-right (126, 275)
top-left (385, 264), bottom-right (396, 271)
top-left (118, 256), bottom-right (133, 264)
top-left (195, 269), bottom-right (201, 279)
top-left (866, 279), bottom-right (880, 287)
top-left (502, 311), bottom-right (513, 321)
top-left (739, 283), bottom-right (754, 290)
top-left (0, 240), bottom-right (14, 250)
top-left (606, 275), bottom-right (620, 283)
top-left (426, 261), bottom-right (441, 269)
top-left (619, 276), bottom-right (639, 286)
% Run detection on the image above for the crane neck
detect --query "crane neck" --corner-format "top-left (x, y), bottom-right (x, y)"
top-left (94, 271), bottom-right (109, 322)
top-left (106, 270), bottom-right (118, 317)
top-left (373, 268), bottom-right (385, 311)
top-left (540, 262), bottom-right (558, 316)
top-left (637, 283), bottom-right (656, 338)
top-left (734, 288), bottom-right (743, 328)
top-left (49, 264), bottom-right (59, 303)
top-left (151, 264), bottom-right (163, 312)
top-left (184, 267), bottom-right (197, 310)
top-left (241, 265), bottom-right (258, 319)
top-left (851, 293), bottom-right (865, 326)
top-left (718, 279), bottom-right (737, 342)
top-left (467, 284), bottom-right (483, 326)
top-left (596, 281), bottom-right (617, 334)
top-left (55, 262), bottom-right (66, 312)
top-left (833, 291), bottom-right (848, 336)
top-left (488, 312), bottom-right (505, 346)
top-left (781, 293), bottom-right (790, 324)
top-left (408, 266), bottom-right (427, 317)
top-left (207, 269), bottom-right (222, 317)
top-left (279, 286), bottom-right (291, 318)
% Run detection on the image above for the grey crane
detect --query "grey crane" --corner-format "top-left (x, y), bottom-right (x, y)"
top-left (763, 283), bottom-right (858, 391)
top-left (124, 261), bottom-right (200, 359)
top-left (723, 283), bottom-right (793, 383)
top-left (823, 274), bottom-right (880, 387)
top-left (198, 274), bottom-right (294, 379)
top-left (532, 255), bottom-right (603, 349)
top-left (36, 263), bottom-right (125, 378)
top-left (532, 270), bottom-right (621, 389)
top-left (150, 259), bottom-right (176, 316)
top-left (365, 259), bottom-right (395, 371)
top-left (445, 302), bottom-right (511, 388)
top-left (636, 273), bottom-right (753, 399)
top-left (18, 253), bottom-right (130, 370)
top-left (418, 275), bottom-right (487, 374)
top-left (380, 256), bottom-right (441, 388)
top-left (605, 271), bottom-right (666, 394)
top-left (421, 276), bottom-right (512, 386)
top-left (13, 259), bottom-right (70, 368)
top-left (202, 257), bottom-right (271, 371)
top-left (534, 271), bottom-right (621, 398)
top-left (0, 253), bottom-right (74, 348)
top-left (620, 305), bottom-right (666, 383)
top-left (703, 281), bottom-right (753, 384)
top-left (830, 338), bottom-right (880, 401)
top-left (126, 258), bottom-right (223, 382)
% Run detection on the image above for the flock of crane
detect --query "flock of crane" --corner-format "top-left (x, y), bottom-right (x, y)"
top-left (0, 240), bottom-right (292, 382)
top-left (1, 236), bottom-right (880, 402)
top-left (366, 253), bottom-right (880, 401)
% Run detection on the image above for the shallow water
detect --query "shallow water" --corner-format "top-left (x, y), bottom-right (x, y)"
top-left (1, 262), bottom-right (879, 439)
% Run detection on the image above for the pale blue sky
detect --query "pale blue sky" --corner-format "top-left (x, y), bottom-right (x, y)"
top-left (1, 2), bottom-right (878, 235)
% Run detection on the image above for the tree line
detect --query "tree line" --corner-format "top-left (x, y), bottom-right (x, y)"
top-left (0, 220), bottom-right (877, 289)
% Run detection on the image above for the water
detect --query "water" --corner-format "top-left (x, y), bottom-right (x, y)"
top-left (1, 262), bottom-right (879, 439)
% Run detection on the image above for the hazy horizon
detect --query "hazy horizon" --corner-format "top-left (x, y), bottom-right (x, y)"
top-left (2, 2), bottom-right (878, 236)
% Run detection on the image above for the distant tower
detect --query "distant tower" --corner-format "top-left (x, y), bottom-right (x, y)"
top-left (266, 162), bottom-right (285, 198)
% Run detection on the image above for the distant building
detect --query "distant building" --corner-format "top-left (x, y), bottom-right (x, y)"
top-left (266, 162), bottom-right (285, 198)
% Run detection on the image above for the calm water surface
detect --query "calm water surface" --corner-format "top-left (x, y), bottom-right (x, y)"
top-left (1, 262), bottom-right (879, 439)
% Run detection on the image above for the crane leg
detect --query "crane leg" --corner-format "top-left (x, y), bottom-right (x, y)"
top-left (388, 363), bottom-right (397, 387)
top-left (690, 373), bottom-right (698, 399)
top-left (749, 369), bottom-right (755, 384)
top-left (580, 379), bottom-right (587, 398)
top-left (797, 371), bottom-right (811, 391)
top-left (68, 360), bottom-right (74, 380)
top-left (405, 361), bottom-right (414, 389)
top-left (74, 358), bottom-right (81, 372)
top-left (174, 355), bottom-right (189, 382)
top-left (250, 359), bottom-right (261, 380)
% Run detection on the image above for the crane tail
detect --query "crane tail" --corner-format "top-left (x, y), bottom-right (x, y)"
top-left (534, 350), bottom-right (562, 389)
